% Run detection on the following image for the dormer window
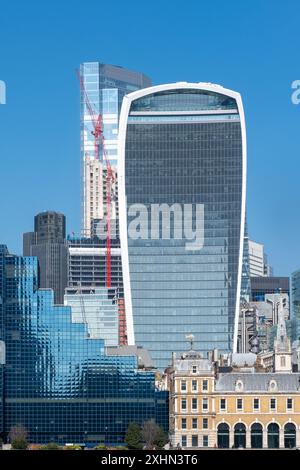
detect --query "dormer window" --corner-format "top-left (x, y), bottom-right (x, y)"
top-left (235, 380), bottom-right (244, 392)
top-left (268, 379), bottom-right (277, 392)
top-left (192, 365), bottom-right (197, 374)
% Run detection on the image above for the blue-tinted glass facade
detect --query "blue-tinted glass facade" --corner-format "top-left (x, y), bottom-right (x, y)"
top-left (121, 87), bottom-right (245, 370)
top-left (0, 246), bottom-right (168, 444)
top-left (81, 62), bottom-right (151, 237)
top-left (81, 62), bottom-right (151, 167)
top-left (0, 246), bottom-right (8, 433)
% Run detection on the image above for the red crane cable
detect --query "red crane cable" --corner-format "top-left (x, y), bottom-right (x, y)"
top-left (77, 69), bottom-right (113, 288)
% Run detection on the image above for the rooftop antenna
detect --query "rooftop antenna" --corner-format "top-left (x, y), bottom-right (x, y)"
top-left (185, 334), bottom-right (194, 350)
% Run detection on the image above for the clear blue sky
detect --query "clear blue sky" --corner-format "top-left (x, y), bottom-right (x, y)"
top-left (0, 0), bottom-right (299, 276)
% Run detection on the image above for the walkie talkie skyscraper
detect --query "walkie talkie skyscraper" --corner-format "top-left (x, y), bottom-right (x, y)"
top-left (118, 82), bottom-right (246, 369)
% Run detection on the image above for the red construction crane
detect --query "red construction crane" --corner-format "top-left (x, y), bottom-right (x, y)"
top-left (77, 69), bottom-right (114, 288)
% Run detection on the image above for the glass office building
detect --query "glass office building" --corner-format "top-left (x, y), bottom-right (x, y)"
top-left (80, 62), bottom-right (151, 237)
top-left (118, 83), bottom-right (246, 370)
top-left (0, 246), bottom-right (168, 444)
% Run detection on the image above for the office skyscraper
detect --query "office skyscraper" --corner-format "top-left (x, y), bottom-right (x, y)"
top-left (23, 211), bottom-right (68, 304)
top-left (248, 239), bottom-right (273, 278)
top-left (80, 62), bottom-right (151, 237)
top-left (118, 82), bottom-right (247, 369)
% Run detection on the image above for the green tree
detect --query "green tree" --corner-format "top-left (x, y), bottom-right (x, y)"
top-left (124, 422), bottom-right (142, 449)
top-left (11, 438), bottom-right (28, 450)
top-left (141, 420), bottom-right (161, 449)
top-left (9, 424), bottom-right (28, 450)
top-left (154, 426), bottom-right (168, 449)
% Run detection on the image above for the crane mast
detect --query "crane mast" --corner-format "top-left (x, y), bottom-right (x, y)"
top-left (77, 69), bottom-right (113, 288)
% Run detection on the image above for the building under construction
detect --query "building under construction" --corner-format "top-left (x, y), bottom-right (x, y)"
top-left (67, 235), bottom-right (126, 345)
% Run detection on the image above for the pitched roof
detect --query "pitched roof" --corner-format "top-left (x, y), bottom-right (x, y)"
top-left (216, 373), bottom-right (300, 392)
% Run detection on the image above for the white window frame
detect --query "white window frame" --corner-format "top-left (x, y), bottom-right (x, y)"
top-left (181, 417), bottom-right (187, 430)
top-left (192, 417), bottom-right (198, 430)
top-left (192, 397), bottom-right (198, 412)
top-left (192, 379), bottom-right (198, 393)
top-left (236, 397), bottom-right (243, 411)
top-left (181, 380), bottom-right (187, 393)
top-left (253, 397), bottom-right (260, 411)
top-left (202, 379), bottom-right (208, 392)
top-left (202, 397), bottom-right (209, 413)
top-left (220, 397), bottom-right (227, 412)
top-left (202, 417), bottom-right (208, 430)
top-left (270, 397), bottom-right (277, 412)
top-left (181, 435), bottom-right (187, 448)
top-left (287, 397), bottom-right (293, 412)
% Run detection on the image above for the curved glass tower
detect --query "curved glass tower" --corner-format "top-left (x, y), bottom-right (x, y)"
top-left (118, 83), bottom-right (246, 370)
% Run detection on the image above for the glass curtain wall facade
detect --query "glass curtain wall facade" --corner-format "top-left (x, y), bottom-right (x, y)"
top-left (119, 83), bottom-right (246, 370)
top-left (80, 62), bottom-right (151, 237)
top-left (0, 245), bottom-right (8, 433)
top-left (0, 246), bottom-right (168, 444)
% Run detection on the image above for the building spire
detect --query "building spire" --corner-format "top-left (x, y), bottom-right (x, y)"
top-left (276, 297), bottom-right (289, 350)
top-left (273, 297), bottom-right (292, 372)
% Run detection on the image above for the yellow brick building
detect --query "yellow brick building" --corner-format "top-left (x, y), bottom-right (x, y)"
top-left (168, 350), bottom-right (300, 449)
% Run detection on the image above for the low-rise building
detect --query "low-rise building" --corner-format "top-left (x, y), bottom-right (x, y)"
top-left (168, 305), bottom-right (300, 449)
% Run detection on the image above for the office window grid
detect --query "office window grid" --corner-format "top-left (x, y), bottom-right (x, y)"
top-left (0, 252), bottom-right (169, 444)
top-left (125, 89), bottom-right (243, 369)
